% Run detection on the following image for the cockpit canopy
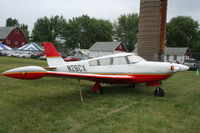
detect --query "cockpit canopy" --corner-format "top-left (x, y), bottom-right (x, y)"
top-left (89, 53), bottom-right (146, 66)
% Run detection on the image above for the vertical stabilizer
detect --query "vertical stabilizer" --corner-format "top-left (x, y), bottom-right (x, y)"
top-left (43, 42), bottom-right (66, 67)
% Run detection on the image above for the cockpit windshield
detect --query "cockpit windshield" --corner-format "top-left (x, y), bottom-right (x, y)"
top-left (127, 55), bottom-right (146, 63)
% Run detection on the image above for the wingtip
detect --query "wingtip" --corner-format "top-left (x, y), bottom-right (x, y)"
top-left (1, 72), bottom-right (6, 76)
top-left (2, 70), bottom-right (9, 76)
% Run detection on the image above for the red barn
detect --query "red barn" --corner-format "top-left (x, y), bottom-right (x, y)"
top-left (0, 26), bottom-right (27, 48)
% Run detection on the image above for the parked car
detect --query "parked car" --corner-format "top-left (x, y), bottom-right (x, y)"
top-left (31, 53), bottom-right (45, 59)
top-left (12, 53), bottom-right (20, 57)
top-left (18, 53), bottom-right (31, 58)
top-left (64, 56), bottom-right (80, 62)
top-left (39, 55), bottom-right (46, 60)
top-left (183, 58), bottom-right (199, 70)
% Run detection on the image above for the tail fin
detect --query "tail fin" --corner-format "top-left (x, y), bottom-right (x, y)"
top-left (43, 42), bottom-right (66, 67)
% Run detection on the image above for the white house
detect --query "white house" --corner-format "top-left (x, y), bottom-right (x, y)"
top-left (89, 42), bottom-right (128, 58)
top-left (164, 47), bottom-right (190, 64)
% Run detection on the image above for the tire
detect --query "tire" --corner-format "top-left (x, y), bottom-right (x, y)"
top-left (99, 86), bottom-right (104, 94)
top-left (154, 87), bottom-right (164, 97)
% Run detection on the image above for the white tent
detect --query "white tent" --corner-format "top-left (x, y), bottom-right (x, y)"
top-left (0, 42), bottom-right (12, 50)
top-left (18, 42), bottom-right (44, 51)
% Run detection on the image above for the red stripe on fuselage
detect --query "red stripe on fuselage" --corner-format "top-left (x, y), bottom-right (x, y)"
top-left (132, 74), bottom-right (173, 83)
top-left (89, 73), bottom-right (173, 83)
top-left (43, 42), bottom-right (61, 57)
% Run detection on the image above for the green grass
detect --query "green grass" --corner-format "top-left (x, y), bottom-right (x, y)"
top-left (0, 56), bottom-right (200, 133)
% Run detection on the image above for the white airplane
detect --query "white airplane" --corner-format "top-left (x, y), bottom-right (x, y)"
top-left (2, 42), bottom-right (189, 97)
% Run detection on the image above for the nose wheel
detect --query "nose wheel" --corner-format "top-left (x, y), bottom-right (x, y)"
top-left (154, 87), bottom-right (164, 97)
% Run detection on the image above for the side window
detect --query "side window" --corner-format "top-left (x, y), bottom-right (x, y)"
top-left (166, 55), bottom-right (169, 60)
top-left (113, 56), bottom-right (127, 65)
top-left (90, 58), bottom-right (111, 66)
top-left (89, 60), bottom-right (98, 66)
top-left (99, 58), bottom-right (111, 66)
top-left (6, 40), bottom-right (11, 44)
top-left (127, 55), bottom-right (145, 63)
top-left (15, 29), bottom-right (19, 34)
top-left (22, 42), bottom-right (25, 45)
top-left (174, 55), bottom-right (177, 60)
top-left (15, 41), bottom-right (18, 45)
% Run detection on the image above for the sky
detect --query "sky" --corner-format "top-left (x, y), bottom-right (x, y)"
top-left (0, 0), bottom-right (200, 32)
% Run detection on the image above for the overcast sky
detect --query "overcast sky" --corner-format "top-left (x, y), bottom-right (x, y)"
top-left (0, 0), bottom-right (200, 32)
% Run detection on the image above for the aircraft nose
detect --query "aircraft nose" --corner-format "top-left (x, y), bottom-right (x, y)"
top-left (180, 64), bottom-right (189, 71)
top-left (175, 64), bottom-right (189, 72)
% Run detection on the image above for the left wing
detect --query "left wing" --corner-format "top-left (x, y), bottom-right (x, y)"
top-left (2, 66), bottom-right (135, 84)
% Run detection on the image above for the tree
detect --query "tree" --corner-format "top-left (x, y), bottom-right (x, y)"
top-left (20, 24), bottom-right (30, 42)
top-left (32, 17), bottom-right (50, 42)
top-left (32, 16), bottom-right (66, 48)
top-left (62, 15), bottom-right (113, 51)
top-left (6, 18), bottom-right (29, 41)
top-left (113, 13), bottom-right (139, 52)
top-left (166, 16), bottom-right (200, 51)
top-left (6, 18), bottom-right (19, 26)
top-left (191, 30), bottom-right (200, 52)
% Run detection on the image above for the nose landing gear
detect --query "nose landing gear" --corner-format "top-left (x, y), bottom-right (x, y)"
top-left (146, 82), bottom-right (165, 97)
top-left (154, 87), bottom-right (164, 97)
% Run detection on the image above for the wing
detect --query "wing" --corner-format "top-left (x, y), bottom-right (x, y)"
top-left (2, 66), bottom-right (135, 84)
top-left (47, 71), bottom-right (135, 84)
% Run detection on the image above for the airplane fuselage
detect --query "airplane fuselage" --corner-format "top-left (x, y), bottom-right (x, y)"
top-left (51, 53), bottom-right (187, 84)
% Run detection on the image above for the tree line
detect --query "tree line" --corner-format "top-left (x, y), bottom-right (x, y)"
top-left (5, 14), bottom-right (200, 52)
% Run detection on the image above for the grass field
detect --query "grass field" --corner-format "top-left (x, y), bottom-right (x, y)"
top-left (0, 56), bottom-right (200, 133)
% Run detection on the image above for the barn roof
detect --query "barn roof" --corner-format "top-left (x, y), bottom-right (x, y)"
top-left (165, 47), bottom-right (189, 56)
top-left (0, 26), bottom-right (17, 39)
top-left (89, 42), bottom-right (126, 51)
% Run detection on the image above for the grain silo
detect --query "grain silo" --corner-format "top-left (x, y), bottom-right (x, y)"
top-left (137, 0), bottom-right (167, 61)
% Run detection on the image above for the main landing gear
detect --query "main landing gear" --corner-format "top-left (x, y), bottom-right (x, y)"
top-left (91, 82), bottom-right (165, 96)
top-left (92, 82), bottom-right (104, 94)
top-left (154, 87), bottom-right (164, 97)
top-left (128, 84), bottom-right (135, 88)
